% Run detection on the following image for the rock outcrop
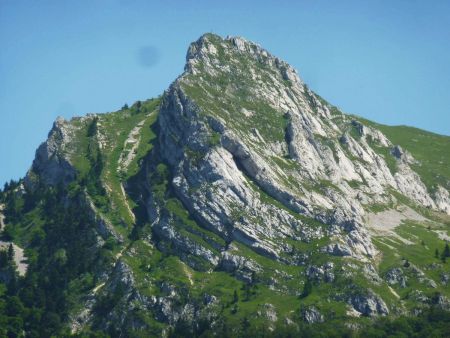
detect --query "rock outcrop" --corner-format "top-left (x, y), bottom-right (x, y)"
top-left (24, 117), bottom-right (77, 189)
top-left (347, 290), bottom-right (389, 316)
top-left (385, 268), bottom-right (407, 288)
top-left (301, 306), bottom-right (324, 323)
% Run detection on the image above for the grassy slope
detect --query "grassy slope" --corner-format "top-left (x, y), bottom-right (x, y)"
top-left (69, 98), bottom-right (160, 237)
top-left (373, 220), bottom-right (450, 301)
top-left (98, 99), bottom-right (159, 229)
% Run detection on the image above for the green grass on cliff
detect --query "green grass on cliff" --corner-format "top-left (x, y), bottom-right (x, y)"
top-left (98, 99), bottom-right (160, 228)
top-left (359, 118), bottom-right (450, 194)
top-left (379, 125), bottom-right (450, 193)
top-left (314, 91), bottom-right (450, 195)
top-left (182, 36), bottom-right (289, 146)
top-left (67, 98), bottom-right (160, 233)
top-left (373, 220), bottom-right (450, 304)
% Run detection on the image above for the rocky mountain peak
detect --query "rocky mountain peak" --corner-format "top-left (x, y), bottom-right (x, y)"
top-left (185, 33), bottom-right (302, 87)
top-left (154, 33), bottom-right (450, 277)
top-left (2, 33), bottom-right (449, 336)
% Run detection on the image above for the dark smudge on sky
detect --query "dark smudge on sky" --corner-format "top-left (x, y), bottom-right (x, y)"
top-left (137, 46), bottom-right (160, 68)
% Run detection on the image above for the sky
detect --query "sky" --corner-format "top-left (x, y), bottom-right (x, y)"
top-left (1, 0), bottom-right (450, 186)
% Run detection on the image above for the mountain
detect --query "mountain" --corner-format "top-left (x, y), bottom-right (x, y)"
top-left (0, 33), bottom-right (449, 337)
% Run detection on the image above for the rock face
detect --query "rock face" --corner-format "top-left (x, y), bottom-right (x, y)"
top-left (385, 268), bottom-right (407, 288)
top-left (301, 306), bottom-right (324, 323)
top-left (435, 186), bottom-right (450, 214)
top-left (24, 117), bottom-right (77, 189)
top-left (155, 32), bottom-right (450, 270)
top-left (220, 248), bottom-right (261, 282)
top-left (348, 290), bottom-right (389, 317)
top-left (306, 262), bottom-right (335, 283)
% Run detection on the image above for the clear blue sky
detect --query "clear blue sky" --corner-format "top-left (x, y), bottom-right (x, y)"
top-left (1, 0), bottom-right (450, 186)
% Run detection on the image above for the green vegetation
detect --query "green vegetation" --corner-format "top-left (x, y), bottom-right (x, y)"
top-left (96, 98), bottom-right (160, 230)
top-left (0, 181), bottom-right (115, 337)
top-left (67, 98), bottom-right (161, 233)
top-left (373, 220), bottom-right (450, 304)
top-left (0, 98), bottom-right (162, 336)
top-left (208, 130), bottom-right (221, 147)
top-left (367, 138), bottom-right (398, 175)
